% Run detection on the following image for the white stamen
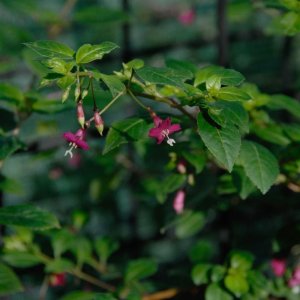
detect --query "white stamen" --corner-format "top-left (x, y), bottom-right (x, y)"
top-left (162, 129), bottom-right (176, 147)
top-left (64, 143), bottom-right (76, 158)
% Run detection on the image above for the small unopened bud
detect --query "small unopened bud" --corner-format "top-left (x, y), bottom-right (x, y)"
top-left (62, 87), bottom-right (70, 103)
top-left (49, 273), bottom-right (66, 287)
top-left (74, 86), bottom-right (80, 101)
top-left (94, 111), bottom-right (104, 136)
top-left (77, 101), bottom-right (85, 128)
top-left (173, 189), bottom-right (185, 214)
top-left (82, 89), bottom-right (88, 100)
top-left (177, 160), bottom-right (187, 174)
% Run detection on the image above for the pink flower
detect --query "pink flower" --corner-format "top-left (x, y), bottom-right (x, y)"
top-left (289, 267), bottom-right (300, 287)
top-left (94, 111), bottom-right (104, 136)
top-left (77, 101), bottom-right (85, 128)
top-left (173, 189), bottom-right (185, 214)
top-left (271, 258), bottom-right (286, 277)
top-left (148, 115), bottom-right (181, 146)
top-left (178, 9), bottom-right (196, 25)
top-left (63, 128), bottom-right (89, 158)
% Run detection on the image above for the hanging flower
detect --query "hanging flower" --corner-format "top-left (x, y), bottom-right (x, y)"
top-left (289, 267), bottom-right (300, 288)
top-left (77, 101), bottom-right (85, 128)
top-left (178, 9), bottom-right (196, 26)
top-left (63, 128), bottom-right (89, 158)
top-left (173, 189), bottom-right (185, 214)
top-left (270, 258), bottom-right (286, 277)
top-left (94, 111), bottom-right (104, 136)
top-left (148, 115), bottom-right (181, 146)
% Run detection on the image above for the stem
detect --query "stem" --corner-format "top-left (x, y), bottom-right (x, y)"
top-left (38, 277), bottom-right (49, 300)
top-left (90, 78), bottom-right (97, 111)
top-left (128, 90), bottom-right (149, 110)
top-left (69, 269), bottom-right (116, 292)
top-left (142, 288), bottom-right (179, 300)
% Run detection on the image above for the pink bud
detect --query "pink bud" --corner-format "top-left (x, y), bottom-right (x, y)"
top-left (49, 273), bottom-right (66, 287)
top-left (77, 101), bottom-right (85, 128)
top-left (271, 259), bottom-right (286, 277)
top-left (94, 111), bottom-right (104, 136)
top-left (173, 189), bottom-right (185, 214)
top-left (177, 160), bottom-right (187, 174)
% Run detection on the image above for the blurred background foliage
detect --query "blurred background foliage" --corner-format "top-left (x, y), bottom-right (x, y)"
top-left (1, 0), bottom-right (300, 299)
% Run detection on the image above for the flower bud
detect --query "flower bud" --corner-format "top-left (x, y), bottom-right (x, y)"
top-left (77, 101), bottom-right (85, 128)
top-left (177, 160), bottom-right (187, 174)
top-left (49, 273), bottom-right (66, 287)
top-left (94, 111), bottom-right (104, 136)
top-left (173, 189), bottom-right (185, 214)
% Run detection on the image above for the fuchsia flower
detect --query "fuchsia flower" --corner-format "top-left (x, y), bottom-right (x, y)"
top-left (173, 189), bottom-right (185, 214)
top-left (289, 267), bottom-right (300, 288)
top-left (49, 273), bottom-right (66, 287)
top-left (148, 115), bottom-right (181, 146)
top-left (63, 128), bottom-right (89, 158)
top-left (271, 258), bottom-right (287, 277)
top-left (178, 9), bottom-right (196, 25)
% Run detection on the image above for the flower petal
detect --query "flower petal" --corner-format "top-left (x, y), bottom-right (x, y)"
top-left (149, 127), bottom-right (162, 138)
top-left (168, 124), bottom-right (181, 134)
top-left (63, 132), bottom-right (77, 143)
top-left (75, 139), bottom-right (89, 150)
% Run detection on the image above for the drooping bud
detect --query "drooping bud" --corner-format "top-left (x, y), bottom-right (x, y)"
top-left (177, 160), bottom-right (187, 174)
top-left (81, 89), bottom-right (88, 100)
top-left (77, 101), bottom-right (85, 128)
top-left (173, 189), bottom-right (185, 214)
top-left (94, 111), bottom-right (104, 136)
top-left (49, 273), bottom-right (66, 287)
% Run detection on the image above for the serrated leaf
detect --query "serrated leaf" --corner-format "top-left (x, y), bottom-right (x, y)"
top-left (239, 141), bottom-right (279, 194)
top-left (217, 86), bottom-right (250, 101)
top-left (232, 167), bottom-right (257, 200)
top-left (136, 66), bottom-right (192, 89)
top-left (182, 150), bottom-right (206, 174)
top-left (192, 264), bottom-right (212, 285)
top-left (0, 263), bottom-right (23, 296)
top-left (2, 251), bottom-right (43, 268)
top-left (100, 74), bottom-right (125, 97)
top-left (24, 40), bottom-right (74, 59)
top-left (103, 118), bottom-right (148, 154)
top-left (175, 210), bottom-right (206, 238)
top-left (125, 259), bottom-right (157, 283)
top-left (208, 101), bottom-right (249, 134)
top-left (197, 113), bottom-right (241, 172)
top-left (76, 42), bottom-right (118, 64)
top-left (0, 204), bottom-right (60, 230)
top-left (205, 283), bottom-right (233, 300)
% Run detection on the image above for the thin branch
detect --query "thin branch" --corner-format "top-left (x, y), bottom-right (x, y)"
top-left (142, 288), bottom-right (179, 300)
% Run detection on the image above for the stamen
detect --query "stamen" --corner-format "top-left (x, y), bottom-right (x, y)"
top-left (167, 138), bottom-right (176, 146)
top-left (64, 143), bottom-right (76, 158)
top-left (162, 129), bottom-right (176, 146)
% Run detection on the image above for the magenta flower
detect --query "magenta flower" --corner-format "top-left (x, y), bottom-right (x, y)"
top-left (148, 116), bottom-right (181, 146)
top-left (173, 189), bottom-right (185, 214)
top-left (271, 258), bottom-right (286, 277)
top-left (63, 128), bottom-right (89, 158)
top-left (178, 9), bottom-right (196, 25)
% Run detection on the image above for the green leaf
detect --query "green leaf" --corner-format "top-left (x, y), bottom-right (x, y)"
top-left (0, 83), bottom-right (24, 104)
top-left (62, 292), bottom-right (117, 300)
top-left (210, 265), bottom-right (227, 282)
top-left (206, 75), bottom-right (221, 91)
top-left (136, 66), bottom-right (192, 89)
top-left (0, 204), bottom-right (60, 230)
top-left (175, 210), bottom-right (206, 238)
top-left (156, 174), bottom-right (186, 204)
top-left (197, 113), bottom-right (241, 172)
top-left (51, 229), bottom-right (75, 258)
top-left (24, 40), bottom-right (75, 59)
top-left (0, 136), bottom-right (23, 161)
top-left (32, 99), bottom-right (73, 114)
top-left (239, 141), bottom-right (279, 194)
top-left (195, 66), bottom-right (245, 87)
top-left (230, 251), bottom-right (254, 271)
top-left (282, 123), bottom-right (300, 142)
top-left (232, 168), bottom-right (257, 200)
top-left (189, 240), bottom-right (215, 263)
top-left (267, 94), bottom-right (300, 119)
top-left (103, 118), bottom-right (149, 154)
top-left (94, 237), bottom-right (119, 264)
top-left (125, 258), bottom-right (157, 283)
top-left (2, 251), bottom-right (43, 268)
top-left (208, 101), bottom-right (249, 134)
top-left (225, 273), bottom-right (249, 297)
top-left (125, 59), bottom-right (144, 70)
top-left (165, 58), bottom-right (196, 76)
top-left (45, 258), bottom-right (74, 273)
top-left (192, 264), bottom-right (212, 285)
top-left (205, 283), bottom-right (233, 300)
top-left (217, 86), bottom-right (251, 101)
top-left (252, 123), bottom-right (290, 146)
top-left (42, 58), bottom-right (75, 74)
top-left (76, 42), bottom-right (119, 64)
top-left (100, 74), bottom-right (126, 97)
top-left (0, 263), bottom-right (23, 296)
top-left (71, 237), bottom-right (92, 265)
top-left (0, 108), bottom-right (17, 132)
top-left (182, 150), bottom-right (206, 174)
